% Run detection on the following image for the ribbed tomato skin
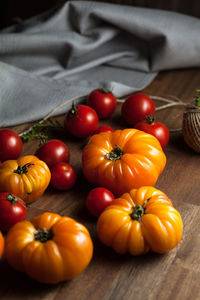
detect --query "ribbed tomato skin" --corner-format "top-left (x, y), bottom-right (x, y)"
top-left (97, 186), bottom-right (183, 255)
top-left (82, 129), bottom-right (166, 196)
top-left (5, 212), bottom-right (93, 283)
top-left (0, 155), bottom-right (51, 203)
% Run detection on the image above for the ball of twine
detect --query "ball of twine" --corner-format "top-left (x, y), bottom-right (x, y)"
top-left (182, 103), bottom-right (200, 153)
top-left (130, 94), bottom-right (200, 153)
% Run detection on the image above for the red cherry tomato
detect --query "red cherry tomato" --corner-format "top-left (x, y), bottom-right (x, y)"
top-left (121, 93), bottom-right (155, 126)
top-left (64, 104), bottom-right (99, 139)
top-left (50, 162), bottom-right (77, 191)
top-left (0, 192), bottom-right (26, 232)
top-left (0, 129), bottom-right (23, 161)
top-left (87, 88), bottom-right (117, 119)
top-left (93, 125), bottom-right (114, 134)
top-left (35, 139), bottom-right (70, 169)
top-left (135, 116), bottom-right (170, 148)
top-left (86, 187), bottom-right (114, 218)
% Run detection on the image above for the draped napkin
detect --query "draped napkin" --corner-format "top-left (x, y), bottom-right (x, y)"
top-left (0, 0), bottom-right (200, 126)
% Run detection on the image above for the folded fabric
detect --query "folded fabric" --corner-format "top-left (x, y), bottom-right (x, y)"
top-left (0, 0), bottom-right (200, 126)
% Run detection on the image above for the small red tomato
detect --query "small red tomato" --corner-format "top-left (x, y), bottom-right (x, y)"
top-left (0, 192), bottom-right (26, 232)
top-left (121, 93), bottom-right (155, 126)
top-left (0, 129), bottom-right (23, 161)
top-left (93, 125), bottom-right (114, 134)
top-left (35, 139), bottom-right (70, 169)
top-left (87, 88), bottom-right (117, 119)
top-left (135, 115), bottom-right (170, 148)
top-left (50, 162), bottom-right (77, 191)
top-left (86, 187), bottom-right (114, 218)
top-left (64, 104), bottom-right (99, 139)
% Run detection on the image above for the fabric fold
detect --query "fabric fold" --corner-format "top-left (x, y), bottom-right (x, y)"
top-left (0, 1), bottom-right (200, 126)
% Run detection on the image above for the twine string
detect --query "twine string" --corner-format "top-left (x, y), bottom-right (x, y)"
top-left (19, 94), bottom-right (88, 137)
top-left (19, 93), bottom-right (189, 136)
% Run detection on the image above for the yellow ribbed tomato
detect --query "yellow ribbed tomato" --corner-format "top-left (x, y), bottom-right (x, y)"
top-left (82, 129), bottom-right (166, 196)
top-left (97, 186), bottom-right (183, 255)
top-left (0, 231), bottom-right (4, 260)
top-left (0, 155), bottom-right (51, 203)
top-left (5, 212), bottom-right (93, 284)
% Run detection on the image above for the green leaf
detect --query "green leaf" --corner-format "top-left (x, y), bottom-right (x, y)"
top-left (20, 118), bottom-right (63, 144)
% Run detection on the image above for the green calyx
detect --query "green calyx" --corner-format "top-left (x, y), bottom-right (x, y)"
top-left (100, 88), bottom-right (111, 94)
top-left (146, 115), bottom-right (155, 124)
top-left (130, 198), bottom-right (151, 222)
top-left (7, 193), bottom-right (26, 208)
top-left (13, 163), bottom-right (34, 175)
top-left (70, 103), bottom-right (79, 117)
top-left (130, 205), bottom-right (145, 221)
top-left (106, 145), bottom-right (123, 161)
top-left (34, 228), bottom-right (53, 243)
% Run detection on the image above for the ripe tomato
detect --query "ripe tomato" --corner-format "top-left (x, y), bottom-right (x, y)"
top-left (64, 104), bottom-right (99, 139)
top-left (93, 125), bottom-right (114, 134)
top-left (0, 155), bottom-right (51, 204)
top-left (87, 88), bottom-right (117, 119)
top-left (121, 93), bottom-right (155, 126)
top-left (0, 192), bottom-right (26, 232)
top-left (82, 129), bottom-right (166, 196)
top-left (0, 129), bottom-right (23, 161)
top-left (86, 187), bottom-right (114, 218)
top-left (135, 116), bottom-right (170, 148)
top-left (97, 186), bottom-right (183, 255)
top-left (5, 212), bottom-right (93, 283)
top-left (51, 162), bottom-right (77, 191)
top-left (0, 231), bottom-right (4, 260)
top-left (35, 139), bottom-right (70, 169)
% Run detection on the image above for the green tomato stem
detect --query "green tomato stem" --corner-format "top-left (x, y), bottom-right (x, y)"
top-left (100, 88), bottom-right (111, 94)
top-left (7, 193), bottom-right (26, 208)
top-left (13, 163), bottom-right (34, 175)
top-left (106, 145), bottom-right (123, 161)
top-left (34, 228), bottom-right (53, 243)
top-left (130, 198), bottom-right (151, 221)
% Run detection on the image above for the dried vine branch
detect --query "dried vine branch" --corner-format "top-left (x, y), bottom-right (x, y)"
top-left (19, 94), bottom-right (88, 142)
top-left (20, 93), bottom-right (186, 141)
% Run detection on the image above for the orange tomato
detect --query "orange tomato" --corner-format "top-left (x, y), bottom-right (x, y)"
top-left (0, 231), bottom-right (4, 259)
top-left (0, 155), bottom-right (51, 203)
top-left (82, 129), bottom-right (166, 196)
top-left (97, 186), bottom-right (183, 255)
top-left (5, 212), bottom-right (93, 284)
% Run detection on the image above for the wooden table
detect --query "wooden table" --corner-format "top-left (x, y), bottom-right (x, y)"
top-left (1, 68), bottom-right (200, 300)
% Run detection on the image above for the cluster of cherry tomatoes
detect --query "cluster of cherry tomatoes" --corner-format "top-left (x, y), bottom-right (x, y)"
top-left (0, 132), bottom-right (77, 232)
top-left (64, 89), bottom-right (169, 148)
top-left (121, 93), bottom-right (169, 149)
top-left (0, 89), bottom-right (170, 233)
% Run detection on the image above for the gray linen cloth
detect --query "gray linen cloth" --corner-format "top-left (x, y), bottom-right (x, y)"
top-left (0, 0), bottom-right (200, 126)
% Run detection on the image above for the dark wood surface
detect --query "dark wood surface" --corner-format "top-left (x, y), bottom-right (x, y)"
top-left (1, 68), bottom-right (200, 299)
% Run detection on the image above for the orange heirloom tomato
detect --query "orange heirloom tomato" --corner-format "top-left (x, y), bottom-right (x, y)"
top-left (0, 155), bottom-right (51, 203)
top-left (82, 129), bottom-right (166, 196)
top-left (5, 212), bottom-right (93, 284)
top-left (97, 186), bottom-right (183, 255)
top-left (0, 231), bottom-right (4, 260)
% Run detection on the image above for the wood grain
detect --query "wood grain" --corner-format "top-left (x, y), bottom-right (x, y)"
top-left (1, 68), bottom-right (200, 299)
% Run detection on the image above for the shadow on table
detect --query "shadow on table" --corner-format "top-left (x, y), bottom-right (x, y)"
top-left (168, 131), bottom-right (199, 155)
top-left (0, 258), bottom-right (65, 297)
